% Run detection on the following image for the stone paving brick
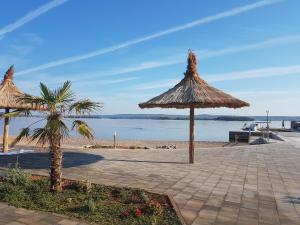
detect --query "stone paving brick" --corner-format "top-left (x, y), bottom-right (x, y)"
top-left (58, 219), bottom-right (80, 225)
top-left (14, 208), bottom-right (35, 216)
top-left (17, 212), bottom-right (49, 224)
top-left (1, 132), bottom-right (300, 225)
top-left (191, 217), bottom-right (214, 225)
top-left (0, 203), bottom-right (90, 225)
top-left (181, 208), bottom-right (198, 224)
top-left (184, 198), bottom-right (204, 210)
top-left (40, 215), bottom-right (68, 225)
top-left (6, 222), bottom-right (26, 225)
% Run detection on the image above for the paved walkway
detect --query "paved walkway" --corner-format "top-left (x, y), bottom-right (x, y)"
top-left (0, 202), bottom-right (90, 225)
top-left (1, 132), bottom-right (300, 225)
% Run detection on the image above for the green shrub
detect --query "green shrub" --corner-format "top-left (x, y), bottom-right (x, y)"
top-left (0, 163), bottom-right (32, 206)
top-left (120, 189), bottom-right (131, 203)
top-left (86, 196), bottom-right (96, 212)
top-left (76, 180), bottom-right (92, 194)
top-left (3, 186), bottom-right (31, 208)
top-left (6, 162), bottom-right (30, 187)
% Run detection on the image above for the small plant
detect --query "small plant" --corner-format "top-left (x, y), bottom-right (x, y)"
top-left (135, 207), bottom-right (144, 218)
top-left (148, 199), bottom-right (164, 216)
top-left (86, 196), bottom-right (96, 212)
top-left (150, 216), bottom-right (158, 225)
top-left (3, 186), bottom-right (30, 208)
top-left (5, 161), bottom-right (30, 187)
top-left (77, 179), bottom-right (92, 193)
top-left (84, 179), bottom-right (92, 193)
top-left (120, 207), bottom-right (144, 219)
top-left (0, 163), bottom-right (31, 208)
top-left (120, 189), bottom-right (131, 203)
top-left (140, 191), bottom-right (149, 203)
top-left (121, 209), bottom-right (130, 218)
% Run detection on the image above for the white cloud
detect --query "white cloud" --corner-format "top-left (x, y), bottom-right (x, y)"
top-left (75, 76), bottom-right (139, 87)
top-left (23, 33), bottom-right (300, 86)
top-left (70, 61), bottom-right (182, 83)
top-left (9, 44), bottom-right (34, 55)
top-left (23, 76), bottom-right (140, 94)
top-left (20, 33), bottom-right (44, 45)
top-left (0, 55), bottom-right (27, 71)
top-left (8, 33), bottom-right (44, 55)
top-left (134, 79), bottom-right (179, 91)
top-left (198, 34), bottom-right (300, 59)
top-left (15, 0), bottom-right (282, 76)
top-left (132, 64), bottom-right (300, 90)
top-left (0, 33), bottom-right (44, 71)
top-left (207, 65), bottom-right (300, 82)
top-left (0, 0), bottom-right (69, 39)
top-left (230, 90), bottom-right (300, 97)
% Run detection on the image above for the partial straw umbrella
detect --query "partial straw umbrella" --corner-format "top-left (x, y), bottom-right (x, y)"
top-left (0, 66), bottom-right (40, 152)
top-left (139, 51), bottom-right (249, 163)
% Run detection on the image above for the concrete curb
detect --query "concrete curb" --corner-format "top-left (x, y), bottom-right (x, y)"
top-left (168, 194), bottom-right (187, 225)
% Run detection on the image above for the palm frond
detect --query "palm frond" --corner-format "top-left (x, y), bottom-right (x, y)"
top-left (57, 119), bottom-right (70, 141)
top-left (72, 120), bottom-right (94, 139)
top-left (11, 82), bottom-right (101, 148)
top-left (0, 110), bottom-right (21, 119)
top-left (69, 100), bottom-right (102, 115)
top-left (0, 109), bottom-right (32, 119)
top-left (31, 128), bottom-right (50, 146)
top-left (29, 115), bottom-right (60, 146)
top-left (39, 115), bottom-right (70, 143)
top-left (40, 82), bottom-right (55, 102)
top-left (20, 93), bottom-right (46, 106)
top-left (11, 127), bottom-right (30, 147)
top-left (54, 81), bottom-right (75, 104)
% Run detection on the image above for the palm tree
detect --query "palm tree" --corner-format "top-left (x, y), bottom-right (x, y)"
top-left (12, 81), bottom-right (101, 192)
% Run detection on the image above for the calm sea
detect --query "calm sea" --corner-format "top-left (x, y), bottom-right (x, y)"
top-left (0, 118), bottom-right (288, 142)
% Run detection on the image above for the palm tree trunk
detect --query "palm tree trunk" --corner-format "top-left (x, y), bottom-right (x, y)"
top-left (49, 135), bottom-right (63, 192)
top-left (2, 108), bottom-right (10, 153)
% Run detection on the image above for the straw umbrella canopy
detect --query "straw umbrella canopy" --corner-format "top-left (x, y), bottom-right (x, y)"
top-left (139, 51), bottom-right (249, 163)
top-left (0, 66), bottom-right (40, 152)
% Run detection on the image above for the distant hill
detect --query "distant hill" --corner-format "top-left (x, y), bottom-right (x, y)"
top-left (214, 116), bottom-right (254, 121)
top-left (100, 114), bottom-right (300, 121)
top-left (67, 114), bottom-right (255, 121)
top-left (28, 114), bottom-right (300, 121)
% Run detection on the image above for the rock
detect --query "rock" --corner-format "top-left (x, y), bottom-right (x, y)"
top-left (156, 145), bottom-right (177, 149)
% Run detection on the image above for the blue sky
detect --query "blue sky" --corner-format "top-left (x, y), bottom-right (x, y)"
top-left (0, 0), bottom-right (299, 116)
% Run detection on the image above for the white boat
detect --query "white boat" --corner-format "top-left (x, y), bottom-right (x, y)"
top-left (242, 122), bottom-right (261, 131)
top-left (242, 121), bottom-right (271, 131)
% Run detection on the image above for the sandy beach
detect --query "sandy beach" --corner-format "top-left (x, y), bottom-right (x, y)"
top-left (2, 135), bottom-right (246, 151)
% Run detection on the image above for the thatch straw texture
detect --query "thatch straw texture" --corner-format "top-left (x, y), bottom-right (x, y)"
top-left (139, 51), bottom-right (249, 109)
top-left (0, 66), bottom-right (37, 110)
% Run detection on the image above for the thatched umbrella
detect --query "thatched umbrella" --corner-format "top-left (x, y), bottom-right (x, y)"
top-left (0, 66), bottom-right (39, 152)
top-left (139, 51), bottom-right (249, 163)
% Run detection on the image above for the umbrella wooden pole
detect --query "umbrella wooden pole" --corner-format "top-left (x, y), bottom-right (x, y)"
top-left (189, 106), bottom-right (194, 164)
top-left (2, 108), bottom-right (9, 152)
